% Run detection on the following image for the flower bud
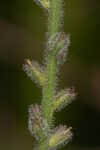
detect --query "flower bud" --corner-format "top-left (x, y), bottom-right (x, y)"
top-left (23, 59), bottom-right (45, 86)
top-left (28, 104), bottom-right (49, 141)
top-left (52, 87), bottom-right (77, 112)
top-left (49, 126), bottom-right (72, 149)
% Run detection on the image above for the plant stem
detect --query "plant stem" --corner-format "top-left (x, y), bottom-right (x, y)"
top-left (42, 0), bottom-right (62, 126)
top-left (48, 0), bottom-right (61, 36)
top-left (37, 0), bottom-right (62, 150)
top-left (42, 53), bottom-right (56, 125)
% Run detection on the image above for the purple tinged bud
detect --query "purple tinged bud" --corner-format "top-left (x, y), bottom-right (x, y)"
top-left (49, 126), bottom-right (73, 149)
top-left (28, 104), bottom-right (49, 141)
top-left (52, 87), bottom-right (77, 112)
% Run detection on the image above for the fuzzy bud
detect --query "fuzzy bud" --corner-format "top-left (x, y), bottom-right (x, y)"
top-left (28, 104), bottom-right (49, 141)
top-left (52, 87), bottom-right (77, 112)
top-left (47, 32), bottom-right (70, 55)
top-left (49, 126), bottom-right (72, 149)
top-left (57, 34), bottom-right (70, 66)
top-left (23, 59), bottom-right (45, 86)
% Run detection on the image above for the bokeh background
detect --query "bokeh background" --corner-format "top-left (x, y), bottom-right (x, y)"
top-left (0, 0), bottom-right (100, 150)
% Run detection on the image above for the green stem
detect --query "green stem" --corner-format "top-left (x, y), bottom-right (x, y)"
top-left (42, 0), bottom-right (61, 126)
top-left (38, 0), bottom-right (62, 150)
top-left (48, 0), bottom-right (61, 36)
top-left (42, 52), bottom-right (56, 124)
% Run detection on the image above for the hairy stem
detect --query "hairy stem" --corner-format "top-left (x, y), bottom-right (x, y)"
top-left (48, 0), bottom-right (61, 36)
top-left (42, 53), bottom-right (56, 125)
top-left (38, 0), bottom-right (62, 149)
top-left (42, 0), bottom-right (62, 126)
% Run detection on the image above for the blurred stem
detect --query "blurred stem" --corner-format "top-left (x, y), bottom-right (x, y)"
top-left (38, 0), bottom-right (62, 149)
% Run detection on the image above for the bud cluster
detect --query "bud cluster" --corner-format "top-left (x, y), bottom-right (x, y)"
top-left (48, 32), bottom-right (70, 52)
top-left (28, 104), bottom-right (49, 141)
top-left (47, 32), bottom-right (70, 66)
top-left (28, 104), bottom-right (73, 149)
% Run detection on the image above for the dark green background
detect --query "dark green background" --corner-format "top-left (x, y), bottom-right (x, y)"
top-left (0, 0), bottom-right (100, 150)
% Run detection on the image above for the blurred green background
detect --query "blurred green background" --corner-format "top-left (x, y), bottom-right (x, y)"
top-left (0, 0), bottom-right (100, 150)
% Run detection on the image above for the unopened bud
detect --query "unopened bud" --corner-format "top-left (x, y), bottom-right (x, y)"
top-left (23, 59), bottom-right (45, 86)
top-left (49, 126), bottom-right (72, 149)
top-left (52, 87), bottom-right (77, 112)
top-left (28, 104), bottom-right (49, 141)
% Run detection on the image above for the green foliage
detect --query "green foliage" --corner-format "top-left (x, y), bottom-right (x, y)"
top-left (23, 0), bottom-right (77, 150)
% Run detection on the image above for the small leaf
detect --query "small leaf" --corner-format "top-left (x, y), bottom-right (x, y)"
top-left (49, 126), bottom-right (72, 149)
top-left (28, 104), bottom-right (49, 141)
top-left (52, 87), bottom-right (77, 112)
top-left (23, 59), bottom-right (45, 86)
